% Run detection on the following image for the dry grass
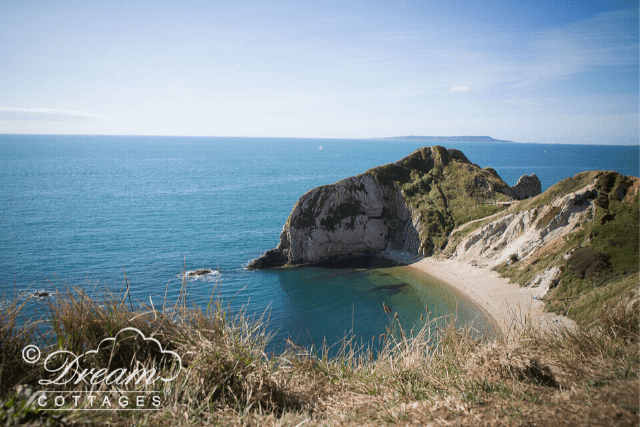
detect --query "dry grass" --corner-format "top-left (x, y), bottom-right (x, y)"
top-left (1, 272), bottom-right (638, 426)
top-left (0, 291), bottom-right (46, 399)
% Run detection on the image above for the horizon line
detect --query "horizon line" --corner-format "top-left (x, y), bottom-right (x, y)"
top-left (0, 132), bottom-right (638, 146)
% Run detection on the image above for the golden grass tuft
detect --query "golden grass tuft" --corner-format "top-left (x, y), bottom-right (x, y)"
top-left (467, 342), bottom-right (558, 387)
top-left (0, 292), bottom-right (44, 397)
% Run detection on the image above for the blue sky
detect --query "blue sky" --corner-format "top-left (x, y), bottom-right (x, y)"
top-left (0, 0), bottom-right (638, 143)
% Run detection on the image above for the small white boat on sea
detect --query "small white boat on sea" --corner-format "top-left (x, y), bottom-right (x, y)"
top-left (319, 145), bottom-right (323, 150)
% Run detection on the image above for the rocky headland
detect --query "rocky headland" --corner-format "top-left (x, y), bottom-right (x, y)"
top-left (383, 136), bottom-right (514, 143)
top-left (249, 146), bottom-right (540, 269)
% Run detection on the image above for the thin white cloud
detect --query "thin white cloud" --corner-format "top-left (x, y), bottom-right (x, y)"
top-left (449, 86), bottom-right (471, 92)
top-left (0, 107), bottom-right (95, 121)
top-left (398, 8), bottom-right (639, 96)
top-left (499, 8), bottom-right (638, 85)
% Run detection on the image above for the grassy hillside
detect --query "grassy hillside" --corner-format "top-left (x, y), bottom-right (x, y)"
top-left (367, 146), bottom-right (510, 254)
top-left (493, 171), bottom-right (639, 327)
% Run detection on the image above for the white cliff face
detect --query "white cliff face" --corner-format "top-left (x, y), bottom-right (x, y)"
top-left (454, 186), bottom-right (598, 270)
top-left (450, 185), bottom-right (605, 299)
top-left (279, 173), bottom-right (418, 265)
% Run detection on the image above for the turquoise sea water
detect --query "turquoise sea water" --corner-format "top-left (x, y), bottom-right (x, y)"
top-left (1, 135), bottom-right (638, 352)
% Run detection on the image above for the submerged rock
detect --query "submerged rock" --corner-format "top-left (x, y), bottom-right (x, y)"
top-left (32, 291), bottom-right (50, 297)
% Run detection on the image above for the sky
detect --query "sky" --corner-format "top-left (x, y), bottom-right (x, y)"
top-left (0, 0), bottom-right (638, 143)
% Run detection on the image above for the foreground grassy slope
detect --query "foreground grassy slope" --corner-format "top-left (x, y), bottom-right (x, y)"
top-left (1, 276), bottom-right (637, 426)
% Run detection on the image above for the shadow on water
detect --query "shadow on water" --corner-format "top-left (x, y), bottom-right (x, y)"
top-left (309, 254), bottom-right (403, 269)
top-left (371, 282), bottom-right (411, 295)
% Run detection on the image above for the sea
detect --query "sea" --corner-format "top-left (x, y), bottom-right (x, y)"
top-left (1, 135), bottom-right (638, 353)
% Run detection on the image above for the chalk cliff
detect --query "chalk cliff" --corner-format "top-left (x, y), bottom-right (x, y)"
top-left (447, 171), bottom-right (639, 298)
top-left (248, 146), bottom-right (542, 268)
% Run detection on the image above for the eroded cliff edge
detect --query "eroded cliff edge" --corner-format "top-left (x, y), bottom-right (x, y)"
top-left (444, 170), bottom-right (639, 317)
top-left (248, 146), bottom-right (541, 268)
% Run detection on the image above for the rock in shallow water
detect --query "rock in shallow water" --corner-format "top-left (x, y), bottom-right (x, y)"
top-left (186, 268), bottom-right (215, 277)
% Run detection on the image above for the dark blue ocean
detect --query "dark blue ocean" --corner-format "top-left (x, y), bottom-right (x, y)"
top-left (1, 135), bottom-right (638, 352)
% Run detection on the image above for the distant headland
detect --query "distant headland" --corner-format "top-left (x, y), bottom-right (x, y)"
top-left (382, 136), bottom-right (514, 143)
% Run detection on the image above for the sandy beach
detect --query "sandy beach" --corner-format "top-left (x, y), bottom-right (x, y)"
top-left (408, 258), bottom-right (576, 337)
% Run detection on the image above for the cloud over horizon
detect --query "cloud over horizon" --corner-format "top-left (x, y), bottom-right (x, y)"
top-left (0, 107), bottom-right (94, 122)
top-left (449, 86), bottom-right (471, 93)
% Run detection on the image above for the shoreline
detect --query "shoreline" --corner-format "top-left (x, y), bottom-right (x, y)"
top-left (406, 257), bottom-right (576, 337)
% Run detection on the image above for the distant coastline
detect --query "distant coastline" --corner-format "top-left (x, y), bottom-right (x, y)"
top-left (382, 135), bottom-right (515, 143)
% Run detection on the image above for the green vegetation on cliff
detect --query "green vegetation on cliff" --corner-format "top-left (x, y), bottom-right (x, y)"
top-left (494, 171), bottom-right (639, 327)
top-left (367, 146), bottom-right (509, 254)
top-left (320, 197), bottom-right (365, 231)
